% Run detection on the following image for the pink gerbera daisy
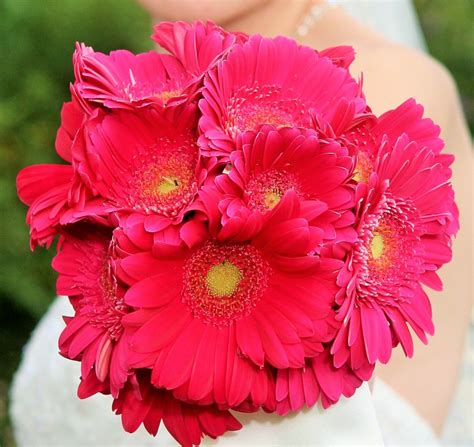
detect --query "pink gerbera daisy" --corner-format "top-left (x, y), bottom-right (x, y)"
top-left (75, 105), bottom-right (210, 232)
top-left (54, 225), bottom-right (242, 444)
top-left (118, 192), bottom-right (340, 407)
top-left (275, 348), bottom-right (374, 414)
top-left (198, 34), bottom-right (365, 158)
top-left (152, 20), bottom-right (248, 77)
top-left (53, 225), bottom-right (131, 397)
top-left (112, 371), bottom-right (242, 447)
top-left (16, 99), bottom-right (104, 248)
top-left (332, 130), bottom-right (458, 367)
top-left (73, 43), bottom-right (196, 111)
top-left (216, 125), bottom-right (356, 244)
top-left (312, 98), bottom-right (444, 187)
top-left (346, 99), bottom-right (443, 184)
top-left (17, 163), bottom-right (77, 248)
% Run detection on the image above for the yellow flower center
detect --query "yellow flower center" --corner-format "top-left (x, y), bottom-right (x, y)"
top-left (353, 152), bottom-right (372, 183)
top-left (155, 90), bottom-right (180, 104)
top-left (352, 171), bottom-right (363, 183)
top-left (157, 176), bottom-right (180, 195)
top-left (370, 233), bottom-right (385, 259)
top-left (247, 109), bottom-right (292, 130)
top-left (206, 261), bottom-right (242, 297)
top-left (264, 191), bottom-right (281, 210)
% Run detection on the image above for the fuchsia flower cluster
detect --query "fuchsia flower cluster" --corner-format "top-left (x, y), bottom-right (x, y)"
top-left (17, 21), bottom-right (458, 446)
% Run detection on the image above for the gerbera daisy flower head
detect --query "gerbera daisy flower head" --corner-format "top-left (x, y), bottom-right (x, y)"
top-left (216, 125), bottom-right (356, 244)
top-left (53, 224), bottom-right (131, 397)
top-left (118, 191), bottom-right (341, 408)
top-left (18, 174), bottom-right (113, 251)
top-left (73, 43), bottom-right (196, 111)
top-left (112, 371), bottom-right (242, 446)
top-left (17, 163), bottom-right (76, 248)
top-left (16, 98), bottom-right (94, 248)
top-left (332, 128), bottom-right (458, 368)
top-left (311, 98), bottom-right (445, 188)
top-left (152, 20), bottom-right (248, 77)
top-left (16, 102), bottom-right (120, 249)
top-left (373, 99), bottom-right (444, 153)
top-left (75, 104), bottom-right (208, 231)
top-left (348, 98), bottom-right (444, 185)
top-left (198, 34), bottom-right (365, 159)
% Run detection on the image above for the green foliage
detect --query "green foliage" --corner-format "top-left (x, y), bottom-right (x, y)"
top-left (414, 0), bottom-right (474, 132)
top-left (0, 0), bottom-right (151, 319)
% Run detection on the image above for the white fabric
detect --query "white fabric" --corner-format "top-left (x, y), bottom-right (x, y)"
top-left (440, 312), bottom-right (474, 446)
top-left (372, 380), bottom-right (440, 446)
top-left (10, 297), bottom-right (385, 446)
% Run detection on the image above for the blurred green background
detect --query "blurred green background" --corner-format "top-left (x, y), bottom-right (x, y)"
top-left (0, 0), bottom-right (472, 444)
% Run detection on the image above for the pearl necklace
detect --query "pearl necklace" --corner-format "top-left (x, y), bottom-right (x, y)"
top-left (294, 0), bottom-right (338, 38)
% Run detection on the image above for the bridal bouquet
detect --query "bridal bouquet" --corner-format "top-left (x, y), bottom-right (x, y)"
top-left (17, 21), bottom-right (458, 446)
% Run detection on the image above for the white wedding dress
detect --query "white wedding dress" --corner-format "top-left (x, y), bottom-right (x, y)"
top-left (10, 1), bottom-right (473, 446)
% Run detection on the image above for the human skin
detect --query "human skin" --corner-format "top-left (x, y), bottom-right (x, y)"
top-left (139, 0), bottom-right (473, 435)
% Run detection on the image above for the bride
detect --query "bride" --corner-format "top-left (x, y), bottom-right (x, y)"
top-left (11, 0), bottom-right (472, 445)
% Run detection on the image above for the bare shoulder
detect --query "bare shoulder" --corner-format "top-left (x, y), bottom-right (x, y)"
top-left (351, 41), bottom-right (458, 129)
